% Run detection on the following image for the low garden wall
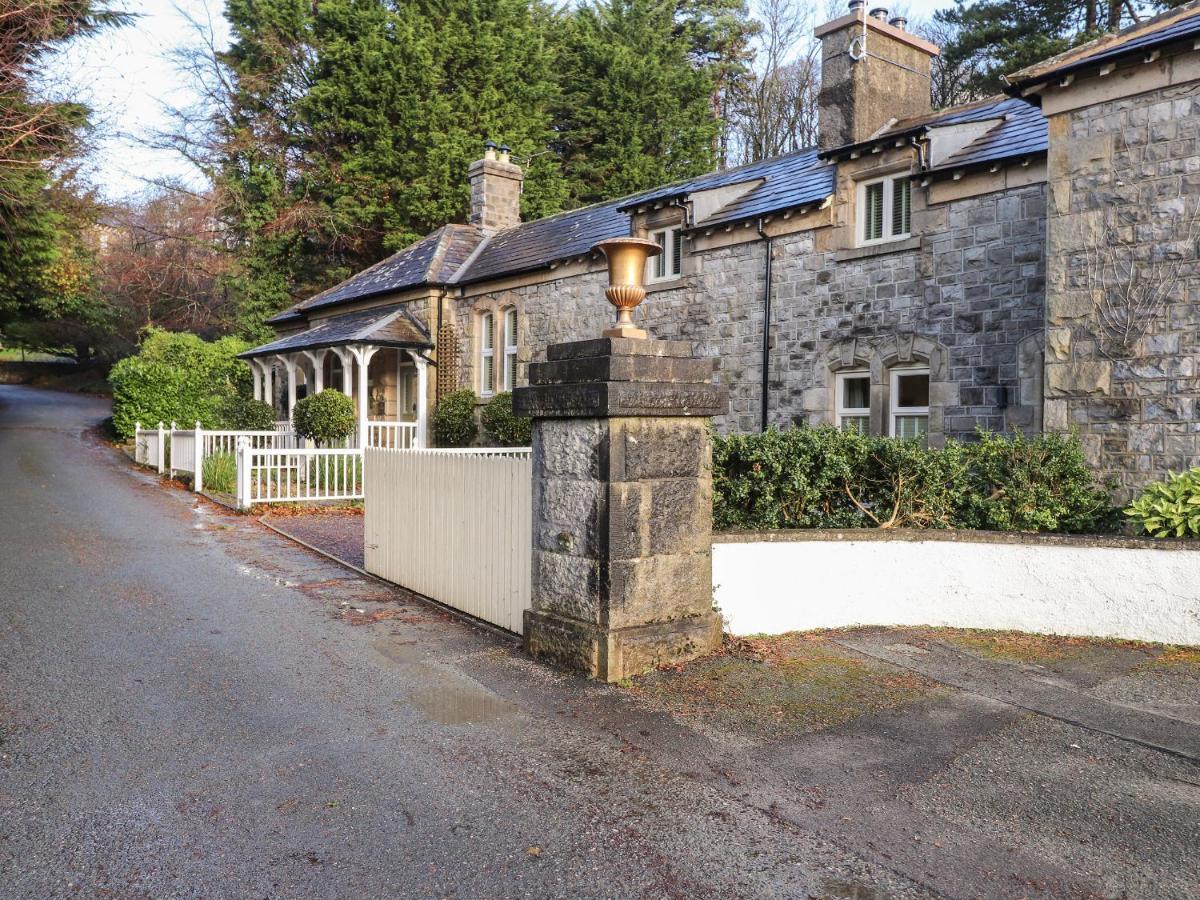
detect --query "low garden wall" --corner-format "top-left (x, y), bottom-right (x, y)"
top-left (712, 530), bottom-right (1200, 646)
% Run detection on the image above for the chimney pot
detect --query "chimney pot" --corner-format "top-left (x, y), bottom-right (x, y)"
top-left (869, 6), bottom-right (889, 21)
top-left (847, 0), bottom-right (865, 9)
top-left (889, 14), bottom-right (907, 29)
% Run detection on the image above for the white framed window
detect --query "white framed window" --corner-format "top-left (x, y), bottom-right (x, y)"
top-left (479, 311), bottom-right (495, 396)
top-left (648, 227), bottom-right (683, 282)
top-left (835, 371), bottom-right (871, 434)
top-left (501, 308), bottom-right (519, 392)
top-left (858, 174), bottom-right (911, 246)
top-left (890, 366), bottom-right (930, 441)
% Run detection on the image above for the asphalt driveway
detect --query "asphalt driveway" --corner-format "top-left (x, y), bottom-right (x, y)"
top-left (1, 384), bottom-right (1197, 899)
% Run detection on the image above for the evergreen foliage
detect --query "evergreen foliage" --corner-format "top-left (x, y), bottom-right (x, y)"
top-left (218, 395), bottom-right (277, 431)
top-left (433, 389), bottom-right (478, 447)
top-left (292, 389), bottom-right (357, 446)
top-left (480, 392), bottom-right (532, 446)
top-left (108, 329), bottom-right (254, 440)
top-left (712, 426), bottom-right (1115, 533)
top-left (933, 0), bottom-right (1185, 98)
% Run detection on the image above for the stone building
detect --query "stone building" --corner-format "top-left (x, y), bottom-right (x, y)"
top-left (243, 1), bottom-right (1200, 497)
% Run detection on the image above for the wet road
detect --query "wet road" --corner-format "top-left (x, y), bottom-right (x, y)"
top-left (0, 385), bottom-right (924, 898)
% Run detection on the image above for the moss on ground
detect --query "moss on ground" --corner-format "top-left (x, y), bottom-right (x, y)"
top-left (630, 633), bottom-right (941, 741)
top-left (915, 627), bottom-right (1155, 665)
top-left (1137, 645), bottom-right (1200, 671)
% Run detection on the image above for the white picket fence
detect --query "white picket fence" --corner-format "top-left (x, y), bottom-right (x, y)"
top-left (133, 422), bottom-right (167, 473)
top-left (364, 447), bottom-right (533, 633)
top-left (366, 421), bottom-right (417, 449)
top-left (235, 441), bottom-right (365, 509)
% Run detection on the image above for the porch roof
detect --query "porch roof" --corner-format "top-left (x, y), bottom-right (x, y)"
top-left (239, 306), bottom-right (432, 360)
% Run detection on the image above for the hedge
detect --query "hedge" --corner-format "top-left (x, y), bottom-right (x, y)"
top-left (434, 389), bottom-right (478, 447)
top-left (108, 329), bottom-right (254, 439)
top-left (480, 392), bottom-right (531, 446)
top-left (712, 426), bottom-right (1117, 534)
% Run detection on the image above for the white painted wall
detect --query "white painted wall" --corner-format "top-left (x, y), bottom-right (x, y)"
top-left (712, 537), bottom-right (1200, 646)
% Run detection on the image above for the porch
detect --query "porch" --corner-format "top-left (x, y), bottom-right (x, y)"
top-left (239, 307), bottom-right (432, 449)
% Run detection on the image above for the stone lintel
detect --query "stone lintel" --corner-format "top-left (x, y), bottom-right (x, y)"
top-left (524, 608), bottom-right (723, 683)
top-left (515, 381), bottom-right (728, 419)
top-left (529, 354), bottom-right (716, 387)
top-left (546, 337), bottom-right (696, 362)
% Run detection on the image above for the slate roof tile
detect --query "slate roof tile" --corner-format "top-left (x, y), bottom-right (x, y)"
top-left (241, 306), bottom-right (431, 358)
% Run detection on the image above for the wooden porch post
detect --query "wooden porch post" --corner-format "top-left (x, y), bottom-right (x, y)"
top-left (351, 345), bottom-right (379, 449)
top-left (303, 349), bottom-right (326, 394)
top-left (277, 354), bottom-right (298, 420)
top-left (414, 354), bottom-right (429, 448)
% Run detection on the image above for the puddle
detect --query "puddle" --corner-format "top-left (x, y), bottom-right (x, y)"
top-left (374, 639), bottom-right (519, 727)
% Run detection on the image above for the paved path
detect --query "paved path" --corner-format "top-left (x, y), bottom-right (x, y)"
top-left (0, 386), bottom-right (924, 898)
top-left (1, 384), bottom-right (1197, 899)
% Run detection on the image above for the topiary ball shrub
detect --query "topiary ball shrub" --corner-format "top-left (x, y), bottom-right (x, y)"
top-left (433, 389), bottom-right (478, 447)
top-left (1125, 468), bottom-right (1200, 538)
top-left (480, 392), bottom-right (531, 446)
top-left (218, 395), bottom-right (276, 431)
top-left (292, 389), bottom-right (356, 446)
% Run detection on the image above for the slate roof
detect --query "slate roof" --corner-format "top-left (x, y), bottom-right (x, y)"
top-left (267, 224), bottom-right (483, 325)
top-left (695, 149), bottom-right (834, 227)
top-left (452, 199), bottom-right (630, 285)
top-left (1007, 0), bottom-right (1200, 87)
top-left (241, 306), bottom-right (431, 359)
top-left (924, 98), bottom-right (1048, 174)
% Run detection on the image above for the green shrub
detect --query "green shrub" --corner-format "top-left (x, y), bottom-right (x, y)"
top-left (957, 430), bottom-right (1115, 533)
top-left (1125, 468), bottom-right (1200, 538)
top-left (202, 452), bottom-right (237, 495)
top-left (480, 392), bottom-right (531, 446)
top-left (218, 394), bottom-right (276, 430)
top-left (434, 389), bottom-right (478, 447)
top-left (712, 425), bottom-right (1115, 534)
top-left (108, 328), bottom-right (253, 439)
top-left (292, 389), bottom-right (356, 446)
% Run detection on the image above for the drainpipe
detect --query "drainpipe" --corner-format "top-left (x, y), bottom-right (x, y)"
top-left (757, 217), bottom-right (774, 432)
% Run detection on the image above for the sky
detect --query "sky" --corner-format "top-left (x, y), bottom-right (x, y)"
top-left (46, 0), bottom-right (947, 203)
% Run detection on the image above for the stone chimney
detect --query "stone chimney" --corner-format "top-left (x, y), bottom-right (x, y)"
top-left (815, 2), bottom-right (940, 151)
top-left (468, 140), bottom-right (524, 231)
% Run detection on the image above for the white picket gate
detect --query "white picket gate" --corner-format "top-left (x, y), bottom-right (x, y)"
top-left (364, 447), bottom-right (533, 634)
top-left (235, 442), bottom-right (365, 509)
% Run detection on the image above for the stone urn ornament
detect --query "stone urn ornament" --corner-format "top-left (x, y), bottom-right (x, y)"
top-left (594, 237), bottom-right (662, 340)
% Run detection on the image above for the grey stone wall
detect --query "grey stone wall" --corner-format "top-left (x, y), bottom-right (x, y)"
top-left (1045, 83), bottom-right (1200, 498)
top-left (452, 182), bottom-right (1047, 442)
top-left (768, 184), bottom-right (1047, 442)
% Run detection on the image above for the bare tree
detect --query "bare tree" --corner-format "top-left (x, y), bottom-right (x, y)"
top-left (727, 0), bottom-right (822, 164)
top-left (1079, 199), bottom-right (1200, 358)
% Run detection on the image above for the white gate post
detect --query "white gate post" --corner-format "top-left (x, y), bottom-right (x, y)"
top-left (168, 422), bottom-right (178, 478)
top-left (236, 437), bottom-right (251, 511)
top-left (134, 422), bottom-right (142, 464)
top-left (156, 422), bottom-right (166, 474)
top-left (194, 421), bottom-right (204, 493)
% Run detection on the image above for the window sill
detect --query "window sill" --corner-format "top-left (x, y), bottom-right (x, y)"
top-left (646, 276), bottom-right (685, 293)
top-left (834, 236), bottom-right (921, 263)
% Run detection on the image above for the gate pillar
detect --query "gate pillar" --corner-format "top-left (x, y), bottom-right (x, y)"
top-left (513, 337), bottom-right (728, 682)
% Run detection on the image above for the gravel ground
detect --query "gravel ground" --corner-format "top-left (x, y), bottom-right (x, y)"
top-left (262, 509), bottom-right (366, 569)
top-left (2, 383), bottom-right (1198, 899)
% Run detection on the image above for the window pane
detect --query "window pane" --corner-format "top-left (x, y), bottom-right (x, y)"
top-left (653, 231), bottom-right (667, 278)
top-left (482, 313), bottom-right (494, 351)
top-left (505, 309), bottom-right (518, 347)
top-left (864, 183), bottom-right (884, 241)
top-left (892, 178), bottom-right (911, 236)
top-left (671, 228), bottom-right (683, 275)
top-left (895, 415), bottom-right (928, 441)
top-left (842, 376), bottom-right (870, 410)
top-left (483, 355), bottom-right (494, 393)
top-left (841, 415), bottom-right (869, 435)
top-left (896, 372), bottom-right (929, 408)
top-left (504, 350), bottom-right (516, 391)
